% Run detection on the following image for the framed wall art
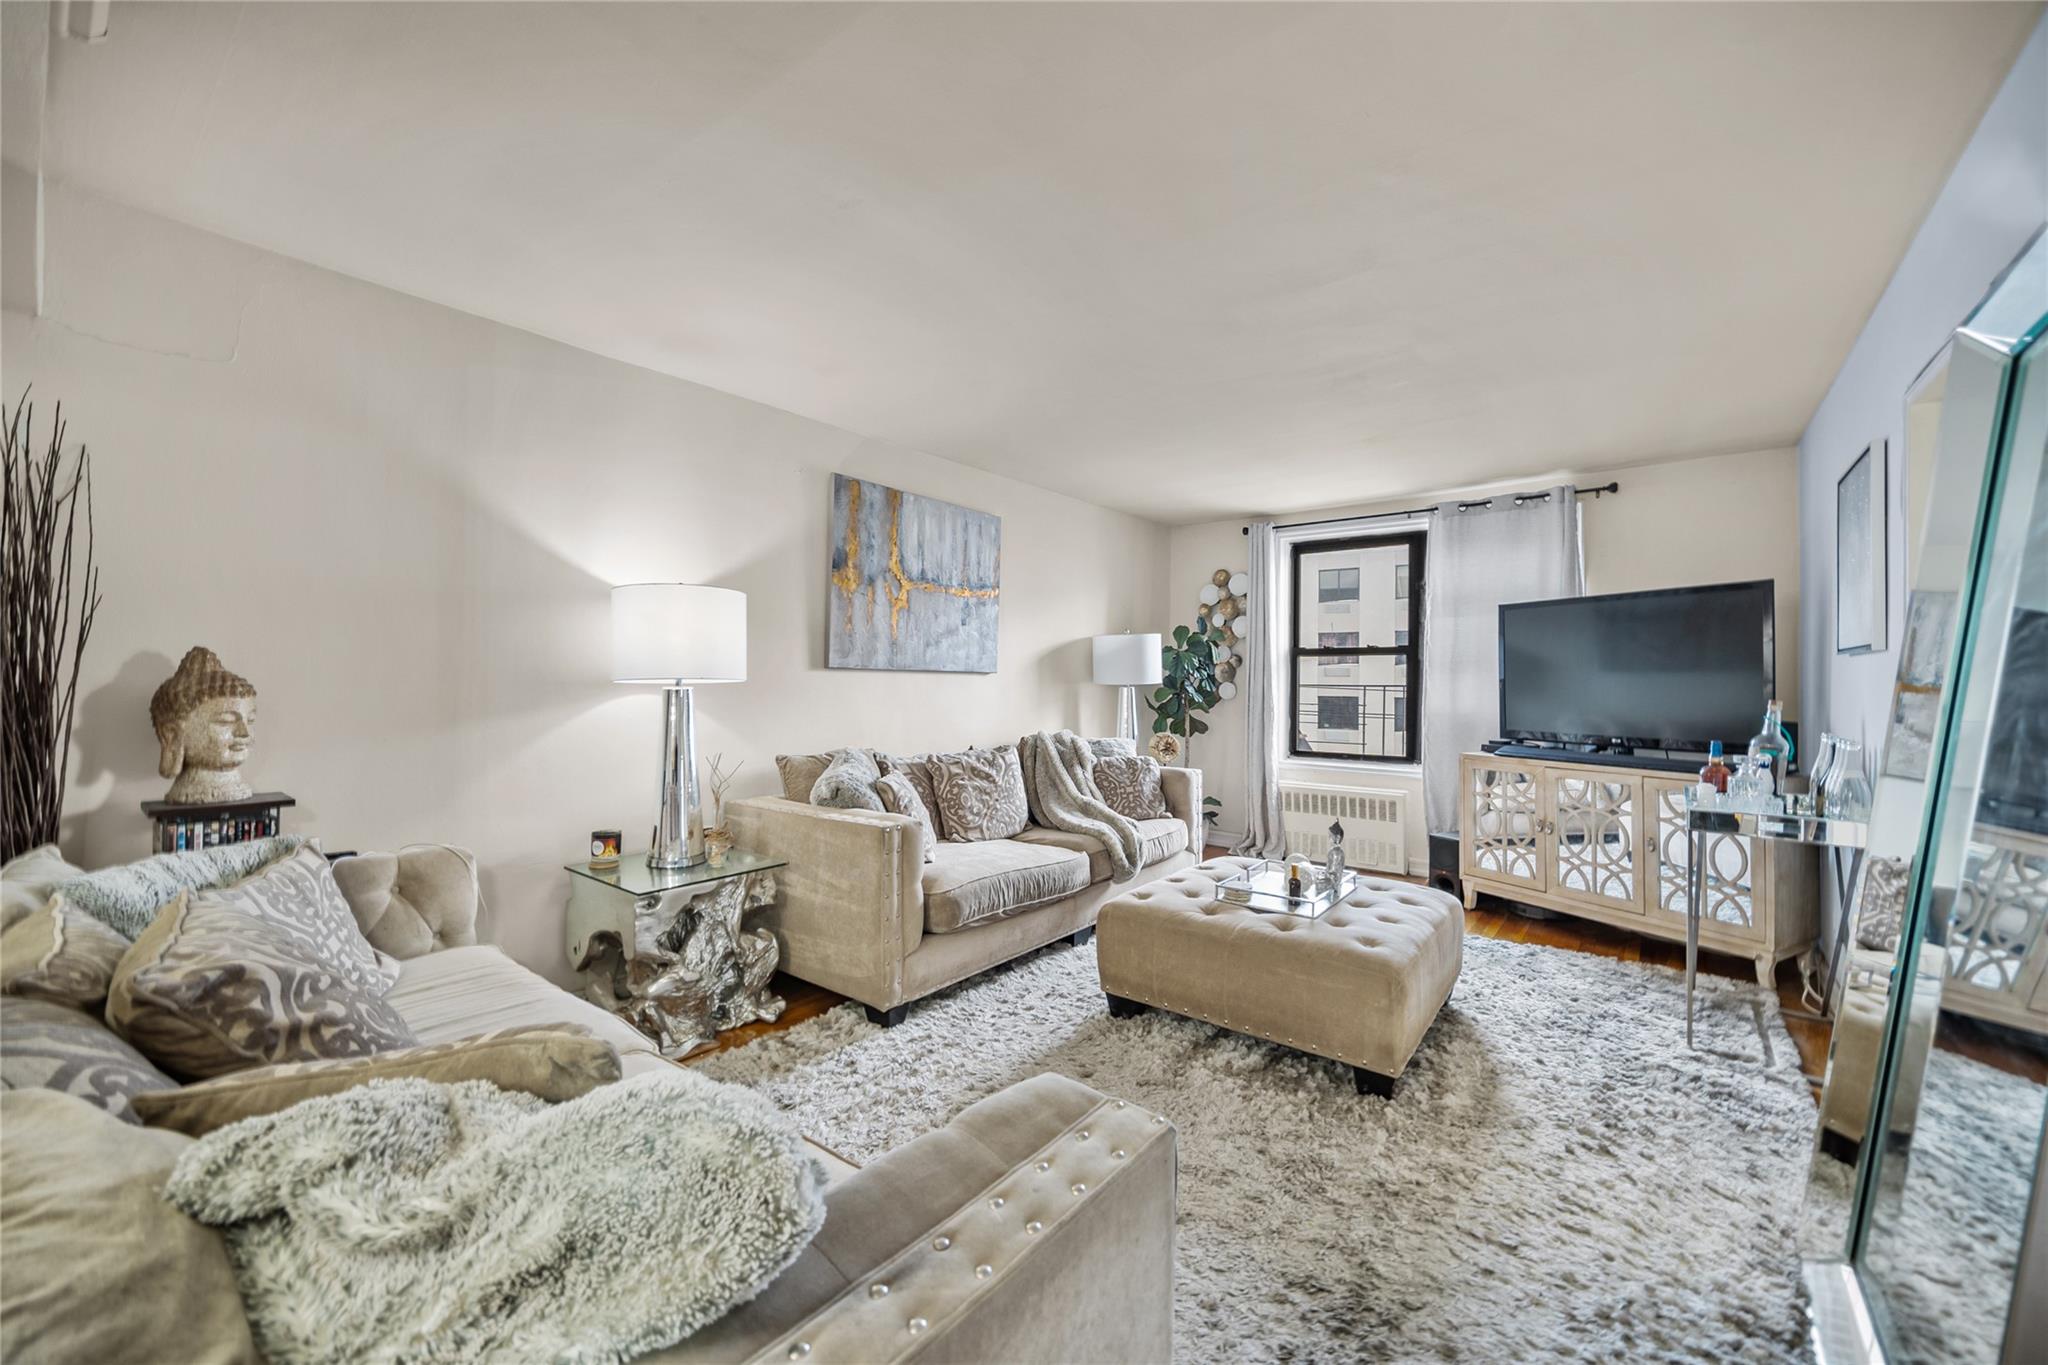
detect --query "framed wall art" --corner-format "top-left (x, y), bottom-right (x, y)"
top-left (1836, 440), bottom-right (1889, 655)
top-left (827, 474), bottom-right (1000, 672)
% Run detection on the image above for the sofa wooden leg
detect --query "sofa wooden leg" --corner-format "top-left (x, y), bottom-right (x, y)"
top-left (1067, 926), bottom-right (1096, 947)
top-left (1106, 993), bottom-right (1148, 1019)
top-left (864, 1003), bottom-right (909, 1028)
top-left (1353, 1066), bottom-right (1397, 1099)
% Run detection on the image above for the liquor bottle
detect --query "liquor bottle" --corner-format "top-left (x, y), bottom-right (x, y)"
top-left (1746, 700), bottom-right (1795, 795)
top-left (1698, 741), bottom-right (1730, 794)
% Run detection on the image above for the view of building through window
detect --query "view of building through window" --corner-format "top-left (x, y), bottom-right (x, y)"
top-left (1292, 534), bottom-right (1423, 760)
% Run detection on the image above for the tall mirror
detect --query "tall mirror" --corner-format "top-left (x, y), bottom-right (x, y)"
top-left (1801, 232), bottom-right (2048, 1364)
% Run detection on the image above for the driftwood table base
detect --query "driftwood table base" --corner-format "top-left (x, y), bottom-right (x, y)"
top-left (578, 870), bottom-right (784, 1058)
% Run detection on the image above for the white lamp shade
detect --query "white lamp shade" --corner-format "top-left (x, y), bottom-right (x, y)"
top-left (611, 584), bottom-right (747, 684)
top-left (1092, 633), bottom-right (1163, 686)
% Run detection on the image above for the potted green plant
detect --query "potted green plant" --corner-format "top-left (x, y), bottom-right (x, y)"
top-left (1147, 621), bottom-right (1227, 840)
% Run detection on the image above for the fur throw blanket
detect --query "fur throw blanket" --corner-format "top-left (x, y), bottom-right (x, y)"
top-left (58, 835), bottom-right (309, 939)
top-left (164, 1071), bottom-right (828, 1365)
top-left (1017, 730), bottom-right (1143, 881)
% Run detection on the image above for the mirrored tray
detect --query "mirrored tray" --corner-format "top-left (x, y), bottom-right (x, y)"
top-left (1215, 859), bottom-right (1357, 919)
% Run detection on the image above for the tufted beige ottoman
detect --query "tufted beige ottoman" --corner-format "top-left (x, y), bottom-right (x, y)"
top-left (1095, 856), bottom-right (1463, 1096)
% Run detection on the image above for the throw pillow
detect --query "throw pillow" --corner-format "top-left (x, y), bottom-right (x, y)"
top-left (197, 843), bottom-right (400, 994)
top-left (881, 753), bottom-right (947, 838)
top-left (0, 995), bottom-right (178, 1124)
top-left (0, 899), bottom-right (131, 1010)
top-left (873, 771), bottom-right (939, 863)
top-left (775, 752), bottom-right (835, 802)
top-left (132, 1025), bottom-right (622, 1137)
top-left (1087, 736), bottom-right (1138, 760)
top-left (929, 745), bottom-right (1031, 841)
top-left (1095, 755), bottom-right (1172, 821)
top-left (0, 1089), bottom-right (260, 1364)
top-left (106, 891), bottom-right (417, 1081)
top-left (54, 834), bottom-right (308, 940)
top-left (810, 748), bottom-right (885, 812)
top-left (1, 842), bottom-right (83, 933)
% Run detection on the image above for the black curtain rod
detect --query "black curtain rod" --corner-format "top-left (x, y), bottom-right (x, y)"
top-left (1240, 481), bottom-right (1619, 535)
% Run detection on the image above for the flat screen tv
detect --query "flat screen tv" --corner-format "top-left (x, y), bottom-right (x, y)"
top-left (1499, 580), bottom-right (1775, 756)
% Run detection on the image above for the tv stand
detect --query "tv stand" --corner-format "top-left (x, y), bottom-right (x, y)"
top-left (1457, 751), bottom-right (1818, 986)
top-left (1482, 742), bottom-right (1701, 775)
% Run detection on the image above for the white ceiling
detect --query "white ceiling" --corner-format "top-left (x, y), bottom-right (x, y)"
top-left (10, 2), bottom-right (2040, 523)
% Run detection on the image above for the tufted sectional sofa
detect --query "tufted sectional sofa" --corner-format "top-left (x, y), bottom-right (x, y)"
top-left (2, 844), bottom-right (1179, 1364)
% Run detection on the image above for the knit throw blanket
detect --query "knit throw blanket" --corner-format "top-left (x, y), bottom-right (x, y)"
top-left (164, 1071), bottom-right (828, 1365)
top-left (1017, 729), bottom-right (1144, 881)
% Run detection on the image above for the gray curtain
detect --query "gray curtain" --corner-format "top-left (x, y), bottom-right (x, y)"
top-left (1233, 520), bottom-right (1287, 859)
top-left (1421, 486), bottom-right (1584, 836)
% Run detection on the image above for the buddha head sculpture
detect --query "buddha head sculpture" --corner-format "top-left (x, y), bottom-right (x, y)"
top-left (150, 647), bottom-right (258, 804)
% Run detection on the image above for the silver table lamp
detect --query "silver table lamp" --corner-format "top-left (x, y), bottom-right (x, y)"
top-left (612, 584), bottom-right (747, 869)
top-left (1093, 632), bottom-right (1163, 746)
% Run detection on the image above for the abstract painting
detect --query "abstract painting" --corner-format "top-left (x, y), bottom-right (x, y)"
top-left (827, 474), bottom-right (1000, 672)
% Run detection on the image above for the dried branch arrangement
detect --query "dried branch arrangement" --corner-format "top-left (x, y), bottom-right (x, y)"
top-left (3, 392), bottom-right (101, 862)
top-left (705, 754), bottom-right (743, 833)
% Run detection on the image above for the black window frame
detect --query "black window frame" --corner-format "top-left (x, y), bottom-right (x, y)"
top-left (1290, 531), bottom-right (1426, 764)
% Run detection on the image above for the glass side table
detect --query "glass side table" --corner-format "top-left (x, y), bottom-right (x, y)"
top-left (564, 850), bottom-right (788, 1059)
top-left (1684, 796), bottom-right (1868, 1049)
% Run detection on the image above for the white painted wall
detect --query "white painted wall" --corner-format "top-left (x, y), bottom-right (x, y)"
top-left (1796, 16), bottom-right (2047, 947)
top-left (1171, 446), bottom-right (1803, 871)
top-left (0, 173), bottom-right (1170, 984)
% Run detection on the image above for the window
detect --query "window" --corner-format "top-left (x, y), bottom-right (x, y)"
top-left (1290, 532), bottom-right (1424, 762)
top-left (1318, 694), bottom-right (1360, 731)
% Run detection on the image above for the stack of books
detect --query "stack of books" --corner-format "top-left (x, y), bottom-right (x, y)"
top-left (140, 792), bottom-right (296, 855)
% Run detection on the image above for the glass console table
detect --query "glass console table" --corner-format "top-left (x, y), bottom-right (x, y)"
top-left (1684, 796), bottom-right (1868, 1048)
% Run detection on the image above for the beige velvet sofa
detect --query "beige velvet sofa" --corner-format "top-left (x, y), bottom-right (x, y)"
top-left (731, 766), bottom-right (1204, 1024)
top-left (0, 846), bottom-right (1178, 1365)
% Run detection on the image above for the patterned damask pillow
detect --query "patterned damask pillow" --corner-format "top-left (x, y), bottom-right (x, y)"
top-left (201, 844), bottom-right (399, 993)
top-left (880, 754), bottom-right (947, 839)
top-left (0, 994), bottom-right (177, 1124)
top-left (107, 890), bottom-right (417, 1081)
top-left (0, 900), bottom-right (131, 1010)
top-left (929, 745), bottom-right (1031, 842)
top-left (1094, 755), bottom-right (1171, 821)
top-left (874, 771), bottom-right (939, 863)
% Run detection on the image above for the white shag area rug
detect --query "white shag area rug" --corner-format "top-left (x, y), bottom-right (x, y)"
top-left (700, 935), bottom-right (1818, 1363)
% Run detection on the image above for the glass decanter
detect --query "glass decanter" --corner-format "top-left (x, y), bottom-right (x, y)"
top-left (1820, 738), bottom-right (1871, 821)
top-left (1746, 700), bottom-right (1795, 795)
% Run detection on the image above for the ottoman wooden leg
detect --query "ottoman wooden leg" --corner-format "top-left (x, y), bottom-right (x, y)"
top-left (1353, 1066), bottom-right (1397, 1099)
top-left (865, 1003), bottom-right (910, 1028)
top-left (1067, 926), bottom-right (1096, 947)
top-left (1106, 993), bottom-right (1149, 1019)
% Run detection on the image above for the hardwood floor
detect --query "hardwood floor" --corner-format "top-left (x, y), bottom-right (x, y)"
top-left (680, 976), bottom-right (845, 1063)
